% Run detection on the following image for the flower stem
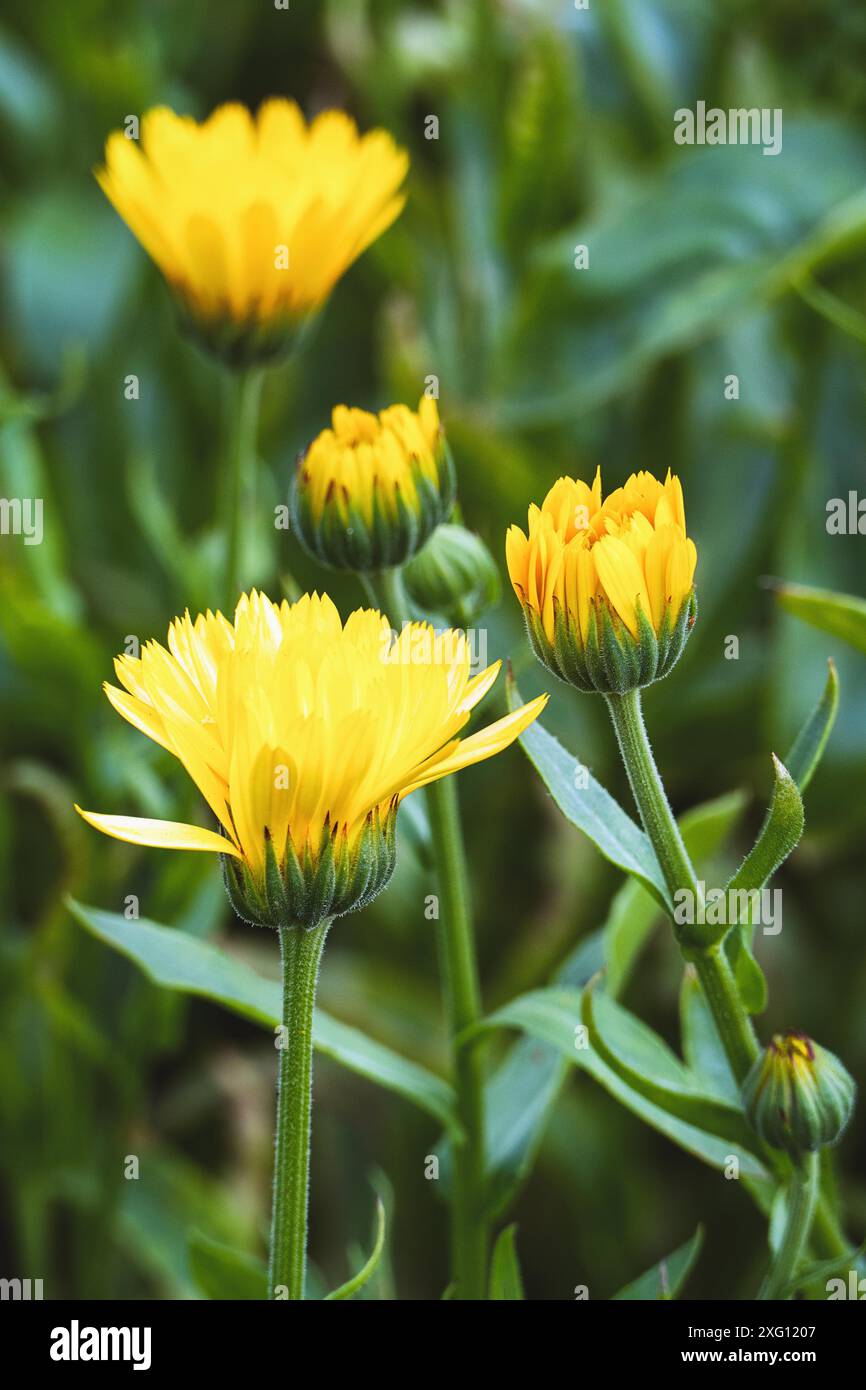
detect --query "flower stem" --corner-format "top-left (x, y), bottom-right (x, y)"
top-left (758, 1150), bottom-right (820, 1300)
top-left (223, 365), bottom-right (265, 614)
top-left (269, 918), bottom-right (330, 1300)
top-left (425, 773), bottom-right (489, 1300)
top-left (604, 688), bottom-right (759, 1085)
top-left (374, 564), bottom-right (489, 1299)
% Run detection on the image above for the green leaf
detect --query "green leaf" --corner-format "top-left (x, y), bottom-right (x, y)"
top-left (773, 580), bottom-right (866, 657)
top-left (612, 1227), bottom-right (704, 1300)
top-left (784, 659), bottom-right (840, 793)
top-left (482, 1037), bottom-right (569, 1221)
top-left (476, 987), bottom-right (768, 1178)
top-left (722, 668), bottom-right (836, 1015)
top-left (784, 1240), bottom-right (866, 1299)
top-left (488, 1224), bottom-right (525, 1300)
top-left (727, 755), bottom-right (805, 897)
top-left (724, 756), bottom-right (804, 1012)
top-left (506, 673), bottom-right (670, 909)
top-left (324, 1198), bottom-right (386, 1301)
top-left (188, 1232), bottom-right (267, 1301)
top-left (580, 982), bottom-right (764, 1157)
top-left (66, 899), bottom-right (461, 1137)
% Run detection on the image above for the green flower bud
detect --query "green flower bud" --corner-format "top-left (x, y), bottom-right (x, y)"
top-left (742, 1032), bottom-right (856, 1157)
top-left (403, 523), bottom-right (501, 627)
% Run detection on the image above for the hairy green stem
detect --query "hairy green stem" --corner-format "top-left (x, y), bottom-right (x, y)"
top-left (269, 918), bottom-right (330, 1300)
top-left (374, 565), bottom-right (489, 1299)
top-left (223, 366), bottom-right (265, 613)
top-left (425, 773), bottom-right (489, 1300)
top-left (605, 688), bottom-right (759, 1085)
top-left (758, 1150), bottom-right (820, 1300)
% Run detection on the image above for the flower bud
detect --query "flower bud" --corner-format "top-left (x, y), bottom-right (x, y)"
top-left (507, 469), bottom-right (697, 694)
top-left (403, 523), bottom-right (500, 627)
top-left (290, 397), bottom-right (455, 571)
top-left (742, 1031), bottom-right (856, 1156)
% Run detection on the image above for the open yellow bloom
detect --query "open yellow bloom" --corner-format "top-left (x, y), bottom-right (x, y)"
top-left (96, 101), bottom-right (409, 364)
top-left (291, 395), bottom-right (454, 570)
top-left (76, 591), bottom-right (545, 927)
top-left (507, 469), bottom-right (697, 694)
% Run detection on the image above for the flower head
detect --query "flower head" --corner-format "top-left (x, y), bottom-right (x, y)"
top-left (506, 468), bottom-right (697, 694)
top-left (96, 101), bottom-right (409, 365)
top-left (76, 591), bottom-right (545, 928)
top-left (290, 396), bottom-right (455, 571)
top-left (742, 1031), bottom-right (856, 1157)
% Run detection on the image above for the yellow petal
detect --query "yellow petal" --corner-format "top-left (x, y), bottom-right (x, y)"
top-left (592, 535), bottom-right (651, 637)
top-left (74, 807), bottom-right (240, 856)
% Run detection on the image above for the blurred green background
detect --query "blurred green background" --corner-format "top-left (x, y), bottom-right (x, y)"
top-left (2, 0), bottom-right (866, 1299)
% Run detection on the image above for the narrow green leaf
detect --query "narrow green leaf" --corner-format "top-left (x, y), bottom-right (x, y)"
top-left (188, 1232), bottom-right (267, 1301)
top-left (721, 669), bottom-right (835, 1016)
top-left (773, 580), bottom-right (866, 656)
top-left (724, 756), bottom-right (803, 1012)
top-left (324, 1199), bottom-right (386, 1301)
top-left (506, 673), bottom-right (670, 909)
top-left (612, 1227), bottom-right (704, 1300)
top-left (482, 1037), bottom-right (569, 1221)
top-left (784, 659), bottom-right (839, 793)
top-left (727, 933), bottom-right (768, 1015)
top-left (580, 981), bottom-right (764, 1157)
top-left (488, 1224), bottom-right (525, 1300)
top-left (727, 755), bottom-right (804, 897)
top-left (784, 1239), bottom-right (866, 1298)
top-left (67, 898), bottom-right (461, 1136)
top-left (476, 987), bottom-right (769, 1177)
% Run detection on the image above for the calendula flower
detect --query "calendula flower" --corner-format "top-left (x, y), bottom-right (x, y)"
top-left (96, 101), bottom-right (409, 365)
top-left (75, 591), bottom-right (545, 928)
top-left (290, 396), bottom-right (455, 571)
top-left (506, 468), bottom-right (697, 694)
top-left (742, 1032), bottom-right (856, 1157)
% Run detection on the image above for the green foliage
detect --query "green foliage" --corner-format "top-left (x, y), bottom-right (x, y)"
top-left (488, 1225), bottom-right (525, 1301)
top-left (3, 0), bottom-right (865, 1300)
top-left (612, 1228), bottom-right (704, 1301)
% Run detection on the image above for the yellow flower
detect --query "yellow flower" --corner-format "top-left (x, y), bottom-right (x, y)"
top-left (96, 101), bottom-right (409, 365)
top-left (290, 396), bottom-right (454, 570)
top-left (76, 591), bottom-right (545, 926)
top-left (506, 469), bottom-right (697, 694)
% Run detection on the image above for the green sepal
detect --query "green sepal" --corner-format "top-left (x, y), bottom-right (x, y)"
top-left (175, 298), bottom-right (311, 369)
top-left (220, 802), bottom-right (399, 930)
top-left (520, 586), bottom-right (696, 695)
